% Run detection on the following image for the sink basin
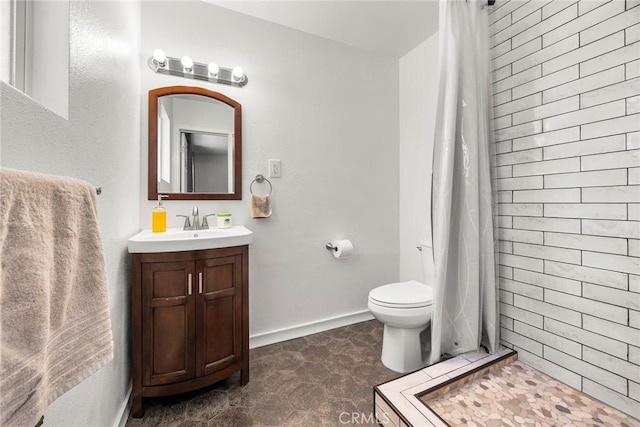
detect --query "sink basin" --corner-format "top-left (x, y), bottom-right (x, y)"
top-left (128, 226), bottom-right (253, 253)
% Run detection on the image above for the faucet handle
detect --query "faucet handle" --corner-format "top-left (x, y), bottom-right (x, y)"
top-left (202, 214), bottom-right (217, 229)
top-left (176, 215), bottom-right (191, 230)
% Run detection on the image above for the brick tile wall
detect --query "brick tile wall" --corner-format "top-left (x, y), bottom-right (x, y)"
top-left (490, 0), bottom-right (640, 417)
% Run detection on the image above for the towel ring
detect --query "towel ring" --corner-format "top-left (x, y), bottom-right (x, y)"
top-left (250, 174), bottom-right (272, 196)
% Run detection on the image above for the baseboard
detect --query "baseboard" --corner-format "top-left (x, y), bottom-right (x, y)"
top-left (249, 310), bottom-right (374, 349)
top-left (113, 384), bottom-right (132, 427)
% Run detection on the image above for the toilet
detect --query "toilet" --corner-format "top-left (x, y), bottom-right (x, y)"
top-left (368, 241), bottom-right (434, 373)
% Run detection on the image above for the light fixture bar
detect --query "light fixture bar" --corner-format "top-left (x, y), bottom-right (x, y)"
top-left (148, 55), bottom-right (248, 87)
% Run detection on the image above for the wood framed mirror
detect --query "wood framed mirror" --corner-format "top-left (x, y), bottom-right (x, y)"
top-left (148, 86), bottom-right (242, 200)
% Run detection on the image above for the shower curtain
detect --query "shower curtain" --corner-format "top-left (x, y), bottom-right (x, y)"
top-left (429, 0), bottom-right (498, 365)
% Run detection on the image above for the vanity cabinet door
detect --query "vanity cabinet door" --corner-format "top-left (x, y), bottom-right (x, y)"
top-left (141, 261), bottom-right (196, 387)
top-left (196, 254), bottom-right (243, 377)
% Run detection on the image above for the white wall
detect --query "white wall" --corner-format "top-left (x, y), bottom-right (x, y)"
top-left (141, 2), bottom-right (400, 342)
top-left (399, 32), bottom-right (439, 282)
top-left (490, 0), bottom-right (640, 418)
top-left (0, 1), bottom-right (141, 426)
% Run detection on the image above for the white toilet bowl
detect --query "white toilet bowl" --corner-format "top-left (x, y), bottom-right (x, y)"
top-left (368, 241), bottom-right (434, 373)
top-left (368, 280), bottom-right (433, 373)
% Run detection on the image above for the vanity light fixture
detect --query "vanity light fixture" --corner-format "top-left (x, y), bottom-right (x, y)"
top-left (153, 49), bottom-right (167, 67)
top-left (148, 49), bottom-right (248, 87)
top-left (181, 56), bottom-right (194, 72)
top-left (232, 66), bottom-right (244, 82)
top-left (208, 62), bottom-right (219, 77)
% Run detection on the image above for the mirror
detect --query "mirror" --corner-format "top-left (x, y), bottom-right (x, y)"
top-left (148, 86), bottom-right (242, 200)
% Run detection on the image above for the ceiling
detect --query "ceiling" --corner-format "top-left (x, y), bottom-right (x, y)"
top-left (209, 1), bottom-right (440, 58)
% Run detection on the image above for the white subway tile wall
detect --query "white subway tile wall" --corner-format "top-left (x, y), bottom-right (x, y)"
top-left (490, 0), bottom-right (640, 418)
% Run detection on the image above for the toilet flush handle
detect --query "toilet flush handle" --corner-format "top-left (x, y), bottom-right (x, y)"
top-left (416, 245), bottom-right (422, 251)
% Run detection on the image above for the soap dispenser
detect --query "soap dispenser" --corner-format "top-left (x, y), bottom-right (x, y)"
top-left (152, 195), bottom-right (167, 233)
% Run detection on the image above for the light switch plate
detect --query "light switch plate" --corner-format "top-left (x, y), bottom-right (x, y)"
top-left (268, 159), bottom-right (281, 178)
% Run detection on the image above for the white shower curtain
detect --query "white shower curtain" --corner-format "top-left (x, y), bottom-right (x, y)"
top-left (429, 0), bottom-right (498, 365)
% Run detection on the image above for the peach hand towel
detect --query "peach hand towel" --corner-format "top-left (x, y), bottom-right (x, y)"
top-left (250, 194), bottom-right (272, 218)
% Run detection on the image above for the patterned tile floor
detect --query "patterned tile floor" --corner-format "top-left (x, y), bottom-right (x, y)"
top-left (126, 321), bottom-right (639, 427)
top-left (425, 360), bottom-right (640, 427)
top-left (126, 320), bottom-right (401, 427)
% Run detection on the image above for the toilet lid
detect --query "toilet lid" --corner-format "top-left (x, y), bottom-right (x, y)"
top-left (369, 280), bottom-right (433, 308)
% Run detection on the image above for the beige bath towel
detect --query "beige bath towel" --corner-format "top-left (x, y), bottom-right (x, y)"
top-left (0, 168), bottom-right (113, 427)
top-left (250, 194), bottom-right (272, 218)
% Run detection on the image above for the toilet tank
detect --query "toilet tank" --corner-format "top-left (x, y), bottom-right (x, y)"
top-left (420, 240), bottom-right (435, 284)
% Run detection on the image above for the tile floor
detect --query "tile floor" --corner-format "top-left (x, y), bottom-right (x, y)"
top-left (126, 321), bottom-right (639, 427)
top-left (126, 320), bottom-right (400, 427)
top-left (375, 346), bottom-right (639, 427)
top-left (427, 360), bottom-right (640, 427)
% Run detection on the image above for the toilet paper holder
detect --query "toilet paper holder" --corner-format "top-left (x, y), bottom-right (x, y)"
top-left (325, 240), bottom-right (354, 258)
top-left (325, 242), bottom-right (338, 252)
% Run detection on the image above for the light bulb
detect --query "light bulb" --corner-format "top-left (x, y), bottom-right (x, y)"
top-left (153, 49), bottom-right (166, 66)
top-left (181, 56), bottom-right (193, 71)
top-left (232, 66), bottom-right (244, 81)
top-left (208, 62), bottom-right (219, 76)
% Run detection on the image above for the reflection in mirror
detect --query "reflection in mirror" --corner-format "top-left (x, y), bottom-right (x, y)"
top-left (180, 132), bottom-right (232, 193)
top-left (156, 94), bottom-right (233, 194)
top-left (149, 86), bottom-right (242, 200)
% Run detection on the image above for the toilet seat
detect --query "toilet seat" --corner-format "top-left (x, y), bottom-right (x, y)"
top-left (369, 280), bottom-right (433, 309)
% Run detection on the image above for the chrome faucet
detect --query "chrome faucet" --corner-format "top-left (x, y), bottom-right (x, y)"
top-left (177, 206), bottom-right (211, 230)
top-left (176, 206), bottom-right (202, 230)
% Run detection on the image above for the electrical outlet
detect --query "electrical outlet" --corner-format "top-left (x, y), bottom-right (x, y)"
top-left (268, 159), bottom-right (281, 178)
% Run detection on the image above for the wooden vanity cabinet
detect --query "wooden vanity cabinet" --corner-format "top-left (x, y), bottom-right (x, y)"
top-left (131, 245), bottom-right (249, 418)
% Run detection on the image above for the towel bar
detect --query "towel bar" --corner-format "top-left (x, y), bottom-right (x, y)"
top-left (250, 174), bottom-right (272, 196)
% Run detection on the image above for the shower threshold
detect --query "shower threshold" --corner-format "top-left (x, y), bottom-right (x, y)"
top-left (374, 347), bottom-right (516, 426)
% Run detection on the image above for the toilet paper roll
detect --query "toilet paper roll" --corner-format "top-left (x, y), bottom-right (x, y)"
top-left (332, 240), bottom-right (353, 259)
